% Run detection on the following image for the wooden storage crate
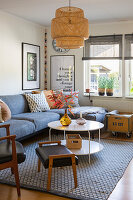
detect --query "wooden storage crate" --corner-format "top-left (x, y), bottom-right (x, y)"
top-left (107, 114), bottom-right (133, 133)
top-left (66, 134), bottom-right (82, 149)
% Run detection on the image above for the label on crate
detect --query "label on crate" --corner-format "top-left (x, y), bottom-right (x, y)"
top-left (113, 122), bottom-right (123, 126)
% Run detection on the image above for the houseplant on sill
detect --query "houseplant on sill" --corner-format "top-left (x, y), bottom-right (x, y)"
top-left (106, 77), bottom-right (115, 96)
top-left (48, 90), bottom-right (78, 126)
top-left (98, 76), bottom-right (107, 96)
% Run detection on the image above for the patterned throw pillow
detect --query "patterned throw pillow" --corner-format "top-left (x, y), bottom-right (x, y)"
top-left (25, 92), bottom-right (50, 112)
top-left (0, 100), bottom-right (11, 122)
top-left (63, 90), bottom-right (80, 108)
top-left (32, 90), bottom-right (56, 109)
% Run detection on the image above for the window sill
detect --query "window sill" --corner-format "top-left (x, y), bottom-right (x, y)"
top-left (125, 96), bottom-right (133, 99)
top-left (83, 93), bottom-right (122, 98)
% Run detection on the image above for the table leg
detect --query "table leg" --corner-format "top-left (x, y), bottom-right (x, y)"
top-left (88, 131), bottom-right (90, 164)
top-left (49, 128), bottom-right (51, 141)
top-left (64, 130), bottom-right (66, 140)
top-left (99, 129), bottom-right (100, 144)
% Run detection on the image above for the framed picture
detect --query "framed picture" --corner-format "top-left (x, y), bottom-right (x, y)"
top-left (50, 55), bottom-right (75, 91)
top-left (22, 43), bottom-right (40, 90)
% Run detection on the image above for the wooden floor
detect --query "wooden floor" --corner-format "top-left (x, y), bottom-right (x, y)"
top-left (0, 133), bottom-right (133, 200)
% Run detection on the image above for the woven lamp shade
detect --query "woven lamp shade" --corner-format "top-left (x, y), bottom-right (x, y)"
top-left (51, 6), bottom-right (89, 49)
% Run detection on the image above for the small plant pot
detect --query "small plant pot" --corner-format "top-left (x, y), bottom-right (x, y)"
top-left (98, 88), bottom-right (105, 96)
top-left (106, 89), bottom-right (113, 96)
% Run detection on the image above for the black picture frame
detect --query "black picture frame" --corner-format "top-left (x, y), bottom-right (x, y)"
top-left (50, 55), bottom-right (75, 91)
top-left (22, 43), bottom-right (40, 90)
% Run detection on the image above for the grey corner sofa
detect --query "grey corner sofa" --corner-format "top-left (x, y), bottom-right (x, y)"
top-left (0, 94), bottom-right (114, 141)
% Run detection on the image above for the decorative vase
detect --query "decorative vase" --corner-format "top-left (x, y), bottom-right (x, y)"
top-left (76, 117), bottom-right (86, 125)
top-left (60, 109), bottom-right (71, 126)
top-left (76, 111), bottom-right (86, 125)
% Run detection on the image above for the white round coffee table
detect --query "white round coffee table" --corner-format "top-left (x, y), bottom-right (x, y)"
top-left (48, 120), bottom-right (104, 163)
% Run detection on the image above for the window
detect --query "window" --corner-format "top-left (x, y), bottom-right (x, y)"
top-left (125, 34), bottom-right (133, 97)
top-left (83, 35), bottom-right (122, 97)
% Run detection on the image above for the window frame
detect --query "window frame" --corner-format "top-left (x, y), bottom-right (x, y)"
top-left (125, 34), bottom-right (133, 97)
top-left (83, 35), bottom-right (123, 97)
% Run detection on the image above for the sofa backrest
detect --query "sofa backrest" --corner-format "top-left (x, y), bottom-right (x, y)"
top-left (0, 94), bottom-right (30, 115)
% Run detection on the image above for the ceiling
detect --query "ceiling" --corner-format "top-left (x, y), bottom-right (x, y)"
top-left (0, 0), bottom-right (133, 26)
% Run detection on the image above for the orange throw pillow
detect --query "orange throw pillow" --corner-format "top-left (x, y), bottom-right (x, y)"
top-left (32, 90), bottom-right (56, 109)
top-left (0, 100), bottom-right (11, 122)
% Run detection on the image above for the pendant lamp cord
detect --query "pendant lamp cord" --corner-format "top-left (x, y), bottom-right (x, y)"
top-left (69, 0), bottom-right (71, 8)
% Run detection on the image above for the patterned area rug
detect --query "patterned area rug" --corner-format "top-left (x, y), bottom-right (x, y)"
top-left (0, 133), bottom-right (133, 200)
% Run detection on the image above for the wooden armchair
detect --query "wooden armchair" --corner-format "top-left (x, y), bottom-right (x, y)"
top-left (0, 124), bottom-right (26, 197)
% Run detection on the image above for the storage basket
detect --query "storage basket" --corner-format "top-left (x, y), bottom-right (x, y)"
top-left (66, 134), bottom-right (82, 149)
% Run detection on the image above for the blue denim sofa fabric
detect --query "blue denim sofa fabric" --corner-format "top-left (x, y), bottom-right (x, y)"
top-left (0, 119), bottom-right (35, 139)
top-left (0, 94), bottom-right (30, 115)
top-left (12, 112), bottom-right (60, 131)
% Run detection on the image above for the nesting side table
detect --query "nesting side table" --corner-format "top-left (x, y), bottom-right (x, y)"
top-left (48, 120), bottom-right (104, 163)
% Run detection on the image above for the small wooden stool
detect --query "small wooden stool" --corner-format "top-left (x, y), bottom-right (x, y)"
top-left (35, 141), bottom-right (78, 191)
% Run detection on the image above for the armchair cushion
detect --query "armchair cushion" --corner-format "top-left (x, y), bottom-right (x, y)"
top-left (0, 141), bottom-right (26, 164)
top-left (36, 144), bottom-right (78, 169)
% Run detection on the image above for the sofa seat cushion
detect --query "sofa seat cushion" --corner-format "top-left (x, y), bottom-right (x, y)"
top-left (0, 141), bottom-right (26, 164)
top-left (12, 112), bottom-right (60, 131)
top-left (0, 119), bottom-right (35, 140)
top-left (47, 106), bottom-right (107, 122)
top-left (47, 109), bottom-right (65, 117)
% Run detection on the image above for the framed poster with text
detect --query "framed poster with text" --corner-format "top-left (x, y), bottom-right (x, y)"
top-left (50, 55), bottom-right (75, 91)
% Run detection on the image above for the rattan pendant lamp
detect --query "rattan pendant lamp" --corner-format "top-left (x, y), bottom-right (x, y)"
top-left (51, 0), bottom-right (89, 49)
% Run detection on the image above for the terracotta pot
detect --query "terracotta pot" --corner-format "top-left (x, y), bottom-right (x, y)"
top-left (106, 89), bottom-right (113, 96)
top-left (98, 88), bottom-right (105, 96)
top-left (86, 88), bottom-right (90, 93)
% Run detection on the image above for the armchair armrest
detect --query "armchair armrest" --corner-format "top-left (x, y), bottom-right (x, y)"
top-left (0, 134), bottom-right (17, 165)
top-left (39, 141), bottom-right (61, 147)
top-left (0, 135), bottom-right (16, 141)
top-left (0, 124), bottom-right (10, 136)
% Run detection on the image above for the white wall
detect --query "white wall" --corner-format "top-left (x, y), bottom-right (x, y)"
top-left (0, 11), bottom-right (45, 95)
top-left (47, 21), bottom-right (133, 112)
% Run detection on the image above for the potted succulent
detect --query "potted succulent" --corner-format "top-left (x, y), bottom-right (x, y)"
top-left (98, 76), bottom-right (107, 96)
top-left (106, 77), bottom-right (115, 96)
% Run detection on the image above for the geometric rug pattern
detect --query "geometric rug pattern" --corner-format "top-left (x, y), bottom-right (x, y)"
top-left (0, 133), bottom-right (133, 200)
